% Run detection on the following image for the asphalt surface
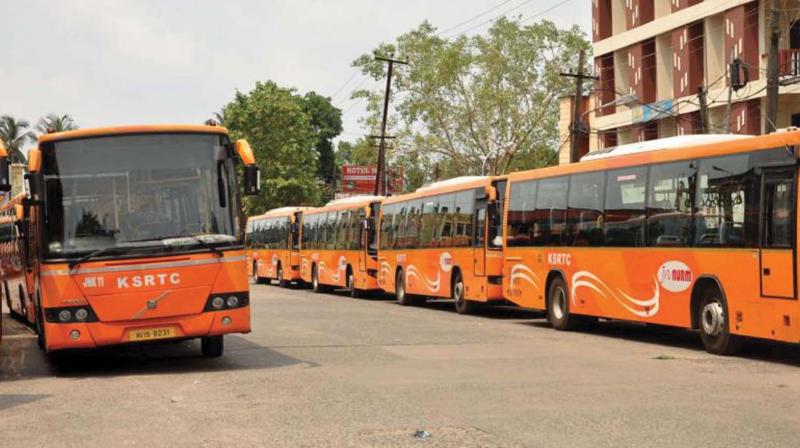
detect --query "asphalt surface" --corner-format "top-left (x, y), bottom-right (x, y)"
top-left (2, 283), bottom-right (800, 447)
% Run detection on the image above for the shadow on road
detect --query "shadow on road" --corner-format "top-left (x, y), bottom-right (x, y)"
top-left (0, 394), bottom-right (50, 411)
top-left (520, 319), bottom-right (800, 366)
top-left (1, 314), bottom-right (307, 382)
top-left (410, 299), bottom-right (545, 320)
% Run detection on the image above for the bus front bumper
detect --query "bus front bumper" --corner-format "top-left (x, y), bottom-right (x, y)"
top-left (43, 307), bottom-right (251, 351)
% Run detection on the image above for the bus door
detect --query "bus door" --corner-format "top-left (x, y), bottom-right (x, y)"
top-left (473, 189), bottom-right (487, 277)
top-left (358, 208), bottom-right (368, 273)
top-left (291, 212), bottom-right (303, 269)
top-left (759, 168), bottom-right (795, 299)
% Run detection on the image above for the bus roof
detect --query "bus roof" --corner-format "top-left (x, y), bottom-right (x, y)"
top-left (383, 176), bottom-right (493, 204)
top-left (509, 131), bottom-right (800, 182)
top-left (324, 195), bottom-right (384, 207)
top-left (252, 207), bottom-right (311, 220)
top-left (580, 134), bottom-right (751, 161)
top-left (37, 124), bottom-right (229, 143)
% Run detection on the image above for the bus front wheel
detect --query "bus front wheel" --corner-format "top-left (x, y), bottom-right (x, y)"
top-left (250, 263), bottom-right (262, 285)
top-left (396, 269), bottom-right (421, 306)
top-left (36, 293), bottom-right (46, 351)
top-left (277, 264), bottom-right (288, 288)
top-left (312, 265), bottom-right (328, 293)
top-left (547, 276), bottom-right (579, 331)
top-left (348, 268), bottom-right (363, 298)
top-left (697, 287), bottom-right (742, 356)
top-left (201, 335), bottom-right (224, 357)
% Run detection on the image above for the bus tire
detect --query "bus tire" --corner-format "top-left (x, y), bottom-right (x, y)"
top-left (697, 286), bottom-right (742, 356)
top-left (547, 275), bottom-right (578, 331)
top-left (453, 271), bottom-right (478, 315)
top-left (396, 269), bottom-right (421, 306)
top-left (250, 262), bottom-right (262, 285)
top-left (36, 293), bottom-right (46, 351)
top-left (18, 284), bottom-right (27, 321)
top-left (347, 267), bottom-right (363, 298)
top-left (277, 263), bottom-right (288, 288)
top-left (201, 335), bottom-right (224, 357)
top-left (311, 264), bottom-right (328, 293)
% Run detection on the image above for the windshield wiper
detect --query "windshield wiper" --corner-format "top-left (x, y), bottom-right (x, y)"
top-left (68, 246), bottom-right (122, 270)
top-left (183, 234), bottom-right (224, 258)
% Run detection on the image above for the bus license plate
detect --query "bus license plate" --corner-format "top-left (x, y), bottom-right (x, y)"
top-left (128, 327), bottom-right (176, 342)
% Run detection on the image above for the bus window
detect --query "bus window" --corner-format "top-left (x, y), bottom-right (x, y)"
top-left (695, 154), bottom-right (757, 247)
top-left (420, 198), bottom-right (438, 248)
top-left (533, 177), bottom-right (568, 246)
top-left (605, 167), bottom-right (647, 247)
top-left (454, 191), bottom-right (474, 247)
top-left (647, 161), bottom-right (695, 247)
top-left (435, 194), bottom-right (455, 247)
top-left (507, 180), bottom-right (536, 247)
top-left (568, 172), bottom-right (605, 246)
top-left (488, 180), bottom-right (506, 249)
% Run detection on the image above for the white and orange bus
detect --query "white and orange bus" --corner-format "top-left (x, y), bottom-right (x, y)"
top-left (299, 196), bottom-right (383, 297)
top-left (246, 207), bottom-right (308, 286)
top-left (502, 132), bottom-right (800, 354)
top-left (0, 124), bottom-right (261, 356)
top-left (377, 177), bottom-right (506, 314)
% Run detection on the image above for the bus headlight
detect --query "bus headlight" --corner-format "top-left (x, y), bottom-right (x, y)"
top-left (74, 308), bottom-right (89, 321)
top-left (58, 310), bottom-right (72, 322)
top-left (226, 296), bottom-right (239, 308)
top-left (211, 297), bottom-right (225, 309)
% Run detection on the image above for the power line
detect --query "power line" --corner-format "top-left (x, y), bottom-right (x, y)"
top-left (444, 0), bottom-right (538, 36)
top-left (435, 0), bottom-right (515, 36)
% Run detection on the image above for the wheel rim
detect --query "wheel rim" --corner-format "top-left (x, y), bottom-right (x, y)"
top-left (454, 281), bottom-right (464, 304)
top-left (348, 273), bottom-right (354, 291)
top-left (278, 267), bottom-right (283, 282)
top-left (251, 264), bottom-right (258, 283)
top-left (701, 300), bottom-right (725, 337)
top-left (552, 286), bottom-right (566, 320)
top-left (313, 269), bottom-right (318, 289)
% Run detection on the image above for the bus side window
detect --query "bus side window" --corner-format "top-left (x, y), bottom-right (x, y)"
top-left (647, 161), bottom-right (696, 247)
top-left (567, 172), bottom-right (605, 247)
top-left (604, 167), bottom-right (647, 247)
top-left (534, 177), bottom-right (568, 246)
top-left (694, 154), bottom-right (755, 248)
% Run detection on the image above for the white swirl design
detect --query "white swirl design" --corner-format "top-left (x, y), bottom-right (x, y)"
top-left (509, 264), bottom-right (540, 295)
top-left (405, 264), bottom-right (441, 293)
top-left (571, 271), bottom-right (660, 317)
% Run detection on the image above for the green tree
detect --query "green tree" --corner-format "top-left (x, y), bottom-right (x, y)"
top-left (223, 81), bottom-right (322, 215)
top-left (301, 92), bottom-right (342, 201)
top-left (35, 113), bottom-right (78, 134)
top-left (352, 18), bottom-right (590, 180)
top-left (0, 115), bottom-right (34, 163)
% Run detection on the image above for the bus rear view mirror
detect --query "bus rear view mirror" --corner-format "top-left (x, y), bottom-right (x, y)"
top-left (244, 165), bottom-right (260, 196)
top-left (0, 158), bottom-right (10, 192)
top-left (24, 172), bottom-right (44, 204)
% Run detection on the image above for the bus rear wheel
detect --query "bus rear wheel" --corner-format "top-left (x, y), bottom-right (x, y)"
top-left (697, 288), bottom-right (742, 355)
top-left (453, 271), bottom-right (478, 315)
top-left (201, 335), bottom-right (224, 357)
top-left (547, 276), bottom-right (579, 331)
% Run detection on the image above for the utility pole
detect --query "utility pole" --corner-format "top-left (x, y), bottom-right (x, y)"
top-left (559, 50), bottom-right (597, 163)
top-left (697, 85), bottom-right (709, 134)
top-left (373, 53), bottom-right (408, 195)
top-left (766, 0), bottom-right (781, 133)
top-left (725, 62), bottom-right (733, 133)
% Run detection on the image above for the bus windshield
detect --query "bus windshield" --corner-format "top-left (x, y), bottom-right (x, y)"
top-left (42, 133), bottom-right (241, 259)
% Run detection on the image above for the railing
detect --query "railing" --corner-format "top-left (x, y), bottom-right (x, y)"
top-left (780, 49), bottom-right (800, 76)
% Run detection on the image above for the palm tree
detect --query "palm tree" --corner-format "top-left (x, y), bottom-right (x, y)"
top-left (35, 113), bottom-right (78, 135)
top-left (0, 115), bottom-right (34, 163)
top-left (212, 108), bottom-right (226, 126)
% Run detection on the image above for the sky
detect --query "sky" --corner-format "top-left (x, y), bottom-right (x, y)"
top-left (0, 0), bottom-right (591, 147)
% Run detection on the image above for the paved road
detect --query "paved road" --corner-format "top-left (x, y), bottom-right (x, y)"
top-left (2, 284), bottom-right (800, 447)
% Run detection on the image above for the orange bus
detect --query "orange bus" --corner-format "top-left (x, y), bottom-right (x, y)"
top-left (502, 132), bottom-right (800, 354)
top-left (0, 124), bottom-right (261, 356)
top-left (299, 196), bottom-right (383, 297)
top-left (246, 207), bottom-right (308, 286)
top-left (377, 177), bottom-right (506, 314)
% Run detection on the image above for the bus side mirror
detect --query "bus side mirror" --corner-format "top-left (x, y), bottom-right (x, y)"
top-left (0, 159), bottom-right (10, 192)
top-left (244, 165), bottom-right (260, 196)
top-left (24, 172), bottom-right (44, 204)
